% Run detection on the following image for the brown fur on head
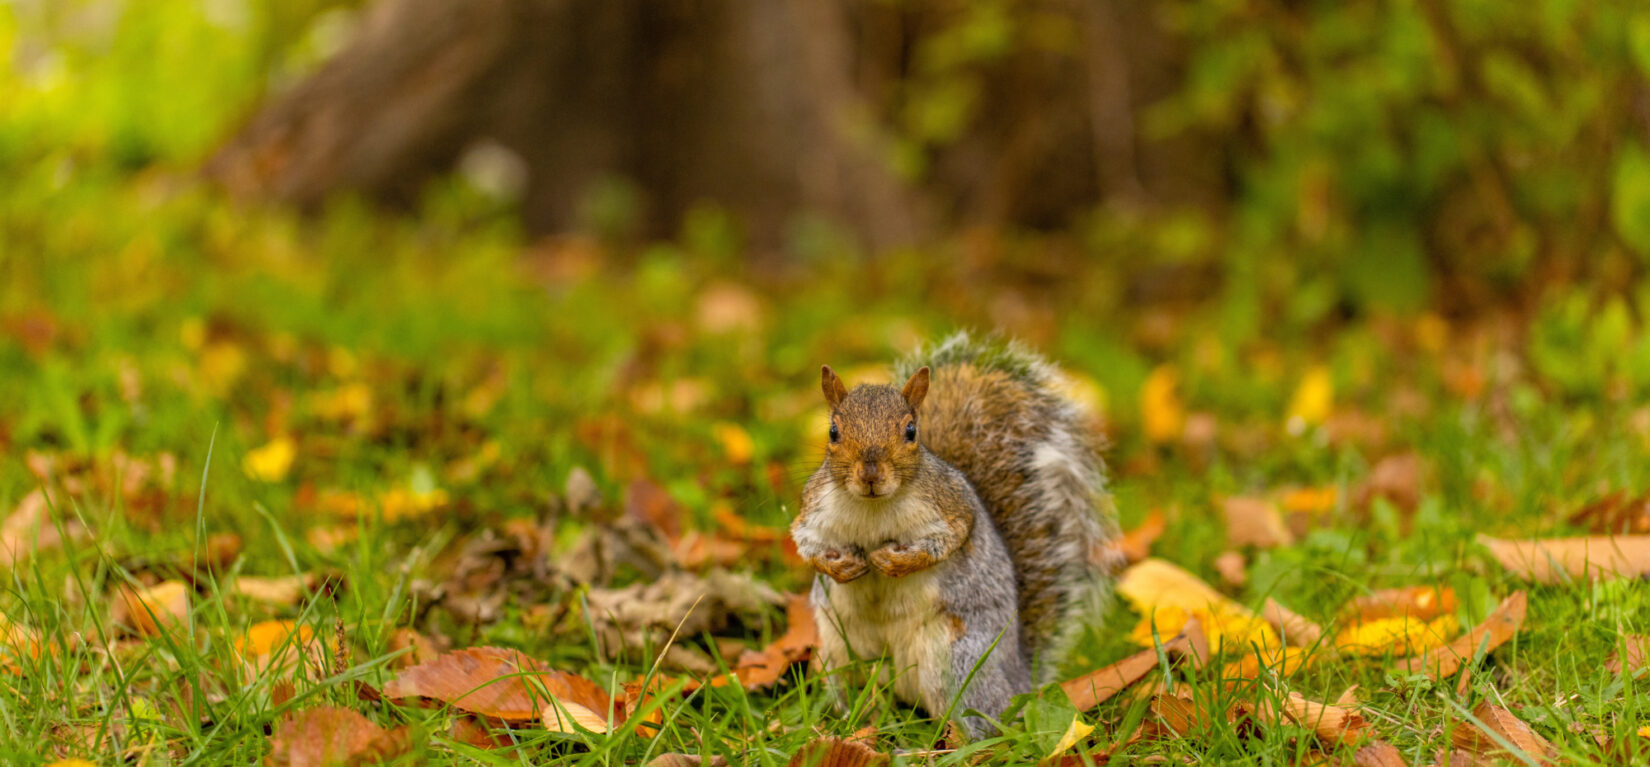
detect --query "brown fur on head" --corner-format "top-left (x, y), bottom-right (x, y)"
top-left (820, 365), bottom-right (930, 499)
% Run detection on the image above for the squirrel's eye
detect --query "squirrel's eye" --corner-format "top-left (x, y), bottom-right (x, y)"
top-left (905, 422), bottom-right (917, 442)
top-left (829, 423), bottom-right (840, 443)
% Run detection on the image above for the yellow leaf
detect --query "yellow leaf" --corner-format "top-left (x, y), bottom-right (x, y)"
top-left (236, 620), bottom-right (316, 657)
top-left (1140, 365), bottom-right (1185, 444)
top-left (1638, 724), bottom-right (1650, 738)
top-left (45, 761), bottom-right (98, 767)
top-left (243, 436), bottom-right (296, 482)
top-left (711, 421), bottom-right (754, 465)
top-left (1045, 714), bottom-right (1095, 759)
top-left (1286, 365), bottom-right (1333, 435)
top-left (1335, 614), bottom-right (1459, 656)
top-left (1119, 558), bottom-right (1279, 653)
top-left (1281, 486), bottom-right (1338, 515)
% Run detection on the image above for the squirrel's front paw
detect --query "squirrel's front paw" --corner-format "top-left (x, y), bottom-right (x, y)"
top-left (870, 542), bottom-right (936, 578)
top-left (818, 547), bottom-right (870, 583)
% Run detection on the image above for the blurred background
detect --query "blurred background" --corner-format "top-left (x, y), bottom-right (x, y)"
top-left (5, 0), bottom-right (1650, 551)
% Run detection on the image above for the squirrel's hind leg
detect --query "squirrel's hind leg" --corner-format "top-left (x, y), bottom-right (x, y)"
top-left (944, 610), bottom-right (1033, 741)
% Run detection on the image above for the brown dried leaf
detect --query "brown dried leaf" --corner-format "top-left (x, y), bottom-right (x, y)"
top-left (1149, 694), bottom-right (1201, 736)
top-left (648, 755), bottom-right (730, 767)
top-left (1606, 635), bottom-right (1649, 674)
top-left (1116, 510), bottom-right (1167, 564)
top-left (692, 593), bottom-right (816, 690)
top-left (1566, 491), bottom-right (1650, 535)
top-left (1399, 591), bottom-right (1526, 679)
top-left (1261, 599), bottom-right (1324, 648)
top-left (112, 580), bottom-right (190, 637)
top-left (265, 705), bottom-right (409, 766)
top-left (1353, 739), bottom-right (1406, 767)
top-left (1213, 550), bottom-right (1247, 588)
top-left (383, 647), bottom-right (611, 732)
top-left (1345, 585), bottom-right (1456, 624)
top-left (1256, 692), bottom-right (1369, 747)
top-left (1061, 618), bottom-right (1205, 711)
top-left (387, 628), bottom-right (438, 669)
top-left (627, 479), bottom-right (684, 540)
top-left (1356, 452), bottom-right (1426, 512)
top-left (1478, 534), bottom-right (1650, 583)
top-left (586, 570), bottom-right (783, 669)
top-left (233, 574), bottom-right (317, 606)
top-left (1450, 703), bottom-right (1556, 763)
top-left (1223, 497), bottom-right (1293, 548)
top-left (787, 736), bottom-right (889, 767)
top-left (448, 715), bottom-right (516, 750)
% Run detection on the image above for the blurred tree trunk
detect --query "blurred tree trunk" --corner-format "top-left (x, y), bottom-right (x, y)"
top-left (207, 0), bottom-right (1219, 251)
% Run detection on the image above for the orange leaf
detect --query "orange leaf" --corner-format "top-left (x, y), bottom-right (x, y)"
top-left (1254, 692), bottom-right (1369, 747)
top-left (1116, 510), bottom-right (1166, 564)
top-left (1061, 618), bottom-right (1206, 711)
top-left (787, 735), bottom-right (889, 767)
top-left (1450, 703), bottom-right (1557, 763)
top-left (693, 593), bottom-right (816, 691)
top-left (1478, 534), bottom-right (1650, 583)
top-left (113, 581), bottom-right (190, 637)
top-left (1398, 591), bottom-right (1526, 679)
top-left (628, 480), bottom-right (684, 541)
top-left (265, 705), bottom-right (409, 766)
top-left (383, 647), bottom-right (611, 732)
top-left (1353, 740), bottom-right (1407, 767)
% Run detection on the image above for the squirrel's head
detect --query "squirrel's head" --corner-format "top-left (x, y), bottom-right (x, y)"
top-left (819, 364), bottom-right (930, 500)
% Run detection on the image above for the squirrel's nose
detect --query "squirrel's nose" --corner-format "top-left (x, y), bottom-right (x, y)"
top-left (860, 460), bottom-right (880, 485)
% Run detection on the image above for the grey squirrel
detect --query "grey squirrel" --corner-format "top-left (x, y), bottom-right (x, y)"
top-left (790, 333), bottom-right (1118, 738)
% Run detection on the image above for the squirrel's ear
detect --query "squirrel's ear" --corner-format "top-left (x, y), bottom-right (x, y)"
top-left (821, 365), bottom-right (847, 407)
top-left (902, 366), bottom-right (930, 410)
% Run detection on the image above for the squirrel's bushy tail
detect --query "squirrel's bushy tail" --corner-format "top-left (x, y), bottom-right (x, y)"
top-left (898, 331), bottom-right (1118, 681)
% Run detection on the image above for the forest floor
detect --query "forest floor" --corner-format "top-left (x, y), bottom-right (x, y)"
top-left (4, 176), bottom-right (1650, 766)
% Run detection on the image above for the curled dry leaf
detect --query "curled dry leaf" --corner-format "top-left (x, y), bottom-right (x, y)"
top-left (265, 705), bottom-right (409, 767)
top-left (1478, 534), bottom-right (1650, 583)
top-left (1222, 497), bottom-right (1293, 548)
top-left (1261, 599), bottom-right (1324, 648)
top-left (1451, 703), bottom-right (1557, 764)
top-left (1116, 509), bottom-right (1167, 564)
top-left (1254, 692), bottom-right (1369, 747)
top-left (383, 647), bottom-right (612, 733)
top-left (112, 580), bottom-right (190, 636)
top-left (1399, 591), bottom-right (1526, 679)
top-left (1061, 618), bottom-right (1206, 711)
top-left (787, 736), bottom-right (889, 767)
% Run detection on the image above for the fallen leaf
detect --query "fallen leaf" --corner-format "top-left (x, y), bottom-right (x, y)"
top-left (787, 735), bottom-right (889, 767)
top-left (711, 422), bottom-right (754, 465)
top-left (1345, 586), bottom-right (1456, 624)
top-left (617, 679), bottom-right (665, 737)
top-left (232, 574), bottom-right (317, 606)
top-left (627, 479), bottom-right (685, 540)
top-left (1220, 646), bottom-right (1315, 681)
top-left (265, 705), bottom-right (409, 766)
top-left (384, 647), bottom-right (612, 732)
top-left (234, 620), bottom-right (320, 672)
top-left (1335, 614), bottom-right (1458, 657)
top-left (672, 532), bottom-right (750, 570)
top-left (1399, 591), bottom-right (1526, 679)
top-left (692, 593), bottom-right (816, 690)
top-left (1286, 365), bottom-right (1333, 435)
top-left (1606, 635), bottom-right (1649, 674)
top-left (648, 755), bottom-right (729, 767)
top-left (112, 581), bottom-right (190, 636)
top-left (1280, 486), bottom-right (1338, 515)
top-left (1356, 453), bottom-right (1425, 512)
top-left (1213, 550), bottom-right (1247, 588)
top-left (1256, 691), bottom-right (1369, 746)
top-left (2, 489), bottom-right (84, 564)
top-left (1260, 599), bottom-right (1324, 648)
top-left (1116, 510), bottom-right (1167, 564)
top-left (1450, 703), bottom-right (1556, 763)
top-left (44, 761), bottom-right (97, 767)
top-left (1222, 497), bottom-right (1293, 548)
top-left (388, 628), bottom-right (439, 669)
top-left (1045, 714), bottom-right (1096, 759)
top-left (1062, 618), bottom-right (1206, 710)
top-left (0, 613), bottom-right (42, 673)
top-left (244, 437), bottom-right (297, 482)
top-left (1353, 740), bottom-right (1406, 767)
top-left (585, 570), bottom-right (784, 670)
top-left (1140, 365), bottom-right (1185, 444)
top-left (448, 715), bottom-right (518, 750)
top-left (1149, 694), bottom-right (1201, 736)
top-left (1567, 492), bottom-right (1650, 535)
top-left (1478, 534), bottom-right (1650, 583)
top-left (1120, 559), bottom-right (1277, 654)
